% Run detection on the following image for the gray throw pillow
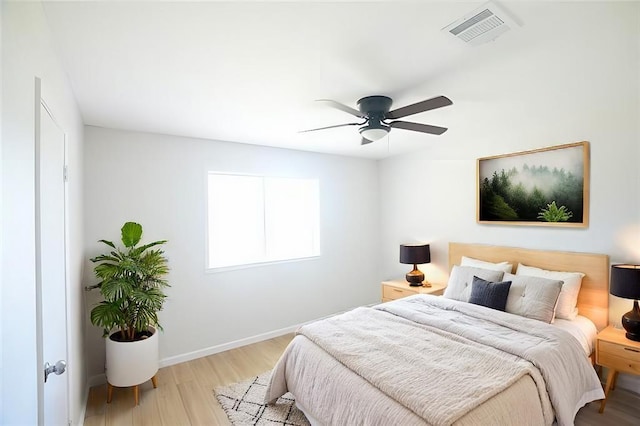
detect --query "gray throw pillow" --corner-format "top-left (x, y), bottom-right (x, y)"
top-left (443, 265), bottom-right (505, 302)
top-left (503, 272), bottom-right (563, 323)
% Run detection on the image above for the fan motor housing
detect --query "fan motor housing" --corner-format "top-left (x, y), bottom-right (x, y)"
top-left (357, 96), bottom-right (393, 116)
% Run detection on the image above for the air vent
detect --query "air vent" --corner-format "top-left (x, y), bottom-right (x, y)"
top-left (442, 2), bottom-right (519, 46)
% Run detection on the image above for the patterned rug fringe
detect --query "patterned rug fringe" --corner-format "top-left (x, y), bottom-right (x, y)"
top-left (214, 371), bottom-right (310, 426)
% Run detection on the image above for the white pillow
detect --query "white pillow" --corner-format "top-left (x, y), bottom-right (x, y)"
top-left (460, 256), bottom-right (513, 273)
top-left (503, 273), bottom-right (563, 323)
top-left (443, 265), bottom-right (505, 302)
top-left (515, 263), bottom-right (585, 320)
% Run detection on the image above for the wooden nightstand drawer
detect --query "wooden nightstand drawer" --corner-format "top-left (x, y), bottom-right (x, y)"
top-left (383, 285), bottom-right (417, 300)
top-left (598, 341), bottom-right (640, 374)
top-left (598, 352), bottom-right (640, 375)
top-left (381, 279), bottom-right (446, 302)
top-left (599, 341), bottom-right (640, 362)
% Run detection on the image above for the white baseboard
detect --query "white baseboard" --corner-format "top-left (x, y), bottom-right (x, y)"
top-left (159, 323), bottom-right (301, 368)
top-left (84, 323), bottom-right (302, 388)
top-left (88, 372), bottom-right (106, 388)
top-left (75, 386), bottom-right (89, 426)
top-left (156, 308), bottom-right (365, 369)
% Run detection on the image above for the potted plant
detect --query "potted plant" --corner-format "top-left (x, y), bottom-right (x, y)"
top-left (88, 221), bottom-right (169, 404)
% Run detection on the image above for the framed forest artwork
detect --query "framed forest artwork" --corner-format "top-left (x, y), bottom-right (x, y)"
top-left (477, 141), bottom-right (589, 227)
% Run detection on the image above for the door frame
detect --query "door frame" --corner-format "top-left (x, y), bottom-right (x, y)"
top-left (34, 77), bottom-right (70, 426)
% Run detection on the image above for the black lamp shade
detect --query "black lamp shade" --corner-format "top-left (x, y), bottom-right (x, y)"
top-left (610, 264), bottom-right (640, 299)
top-left (610, 264), bottom-right (640, 342)
top-left (399, 244), bottom-right (431, 265)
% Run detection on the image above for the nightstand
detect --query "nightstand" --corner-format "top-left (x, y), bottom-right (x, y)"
top-left (596, 325), bottom-right (640, 413)
top-left (381, 279), bottom-right (446, 302)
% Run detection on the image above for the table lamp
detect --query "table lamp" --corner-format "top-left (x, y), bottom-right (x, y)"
top-left (610, 264), bottom-right (640, 341)
top-left (400, 244), bottom-right (431, 287)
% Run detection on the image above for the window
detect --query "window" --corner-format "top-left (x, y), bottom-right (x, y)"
top-left (207, 173), bottom-right (320, 269)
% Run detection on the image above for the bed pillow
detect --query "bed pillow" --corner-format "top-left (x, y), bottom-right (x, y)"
top-left (503, 273), bottom-right (563, 323)
top-left (443, 266), bottom-right (505, 302)
top-left (468, 276), bottom-right (512, 311)
top-left (460, 256), bottom-right (513, 273)
top-left (516, 263), bottom-right (585, 320)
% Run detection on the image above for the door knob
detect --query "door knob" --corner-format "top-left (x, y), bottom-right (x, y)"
top-left (44, 360), bottom-right (66, 382)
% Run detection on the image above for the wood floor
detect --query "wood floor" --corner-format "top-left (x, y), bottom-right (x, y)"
top-left (84, 334), bottom-right (294, 426)
top-left (84, 333), bottom-right (639, 425)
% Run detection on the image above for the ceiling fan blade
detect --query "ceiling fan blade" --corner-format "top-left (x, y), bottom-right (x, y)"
top-left (386, 96), bottom-right (452, 119)
top-left (389, 121), bottom-right (448, 135)
top-left (299, 122), bottom-right (362, 133)
top-left (316, 99), bottom-right (366, 118)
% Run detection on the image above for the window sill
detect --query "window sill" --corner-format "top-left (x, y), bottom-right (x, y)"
top-left (206, 255), bottom-right (320, 274)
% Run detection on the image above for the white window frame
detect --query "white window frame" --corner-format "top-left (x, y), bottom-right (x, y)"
top-left (206, 172), bottom-right (321, 271)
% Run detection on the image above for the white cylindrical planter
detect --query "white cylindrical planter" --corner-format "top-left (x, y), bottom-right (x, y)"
top-left (106, 327), bottom-right (159, 387)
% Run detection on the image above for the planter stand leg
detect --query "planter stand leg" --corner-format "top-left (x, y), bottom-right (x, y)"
top-left (106, 376), bottom-right (158, 405)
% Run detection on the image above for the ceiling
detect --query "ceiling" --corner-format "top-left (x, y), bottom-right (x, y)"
top-left (41, 1), bottom-right (531, 159)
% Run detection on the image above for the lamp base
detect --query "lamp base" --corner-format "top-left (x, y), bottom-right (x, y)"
top-left (621, 300), bottom-right (640, 342)
top-left (406, 265), bottom-right (425, 287)
top-left (625, 331), bottom-right (640, 342)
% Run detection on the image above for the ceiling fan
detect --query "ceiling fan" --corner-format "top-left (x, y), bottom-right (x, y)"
top-left (300, 95), bottom-right (453, 145)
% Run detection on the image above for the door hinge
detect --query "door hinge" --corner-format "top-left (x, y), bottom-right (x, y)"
top-left (63, 165), bottom-right (68, 182)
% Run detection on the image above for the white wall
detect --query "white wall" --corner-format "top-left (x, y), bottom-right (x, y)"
top-left (1, 2), bottom-right (85, 425)
top-left (83, 126), bottom-right (380, 378)
top-left (379, 1), bottom-right (640, 390)
top-left (0, 1), bottom-right (4, 419)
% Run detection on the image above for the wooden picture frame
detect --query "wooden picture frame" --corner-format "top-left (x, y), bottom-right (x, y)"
top-left (477, 141), bottom-right (589, 227)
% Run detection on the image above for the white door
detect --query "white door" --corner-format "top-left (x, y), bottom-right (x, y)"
top-left (36, 97), bottom-right (69, 426)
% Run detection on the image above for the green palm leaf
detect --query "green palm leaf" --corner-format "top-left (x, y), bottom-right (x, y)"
top-left (98, 239), bottom-right (116, 249)
top-left (121, 222), bottom-right (143, 247)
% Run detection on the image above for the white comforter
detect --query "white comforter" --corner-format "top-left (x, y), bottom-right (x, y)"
top-left (266, 295), bottom-right (604, 426)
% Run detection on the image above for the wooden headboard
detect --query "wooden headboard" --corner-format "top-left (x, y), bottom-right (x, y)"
top-left (449, 242), bottom-right (610, 331)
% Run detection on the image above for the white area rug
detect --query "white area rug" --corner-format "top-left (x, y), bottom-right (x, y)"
top-left (214, 371), bottom-right (310, 426)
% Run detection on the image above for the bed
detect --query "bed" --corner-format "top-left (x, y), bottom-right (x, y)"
top-left (265, 243), bottom-right (609, 425)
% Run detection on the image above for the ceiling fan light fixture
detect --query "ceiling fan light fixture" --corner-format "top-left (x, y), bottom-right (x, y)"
top-left (359, 123), bottom-right (390, 142)
top-left (302, 94), bottom-right (452, 143)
